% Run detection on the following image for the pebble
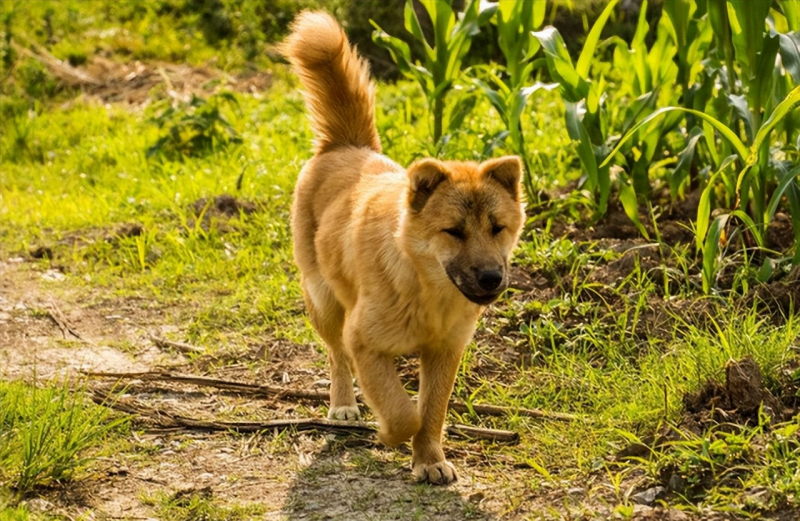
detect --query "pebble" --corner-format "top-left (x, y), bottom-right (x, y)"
top-left (632, 486), bottom-right (666, 506)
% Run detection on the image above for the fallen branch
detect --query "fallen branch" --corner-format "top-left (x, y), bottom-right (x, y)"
top-left (149, 335), bottom-right (205, 355)
top-left (12, 41), bottom-right (100, 86)
top-left (90, 390), bottom-right (518, 443)
top-left (84, 370), bottom-right (580, 422)
top-left (47, 299), bottom-right (89, 343)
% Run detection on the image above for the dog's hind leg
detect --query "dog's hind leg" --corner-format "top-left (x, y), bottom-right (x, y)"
top-left (304, 276), bottom-right (360, 420)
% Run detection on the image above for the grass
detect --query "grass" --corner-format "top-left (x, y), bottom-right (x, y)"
top-left (0, 379), bottom-right (128, 501)
top-left (142, 490), bottom-right (264, 521)
top-left (1, 1), bottom-right (800, 518)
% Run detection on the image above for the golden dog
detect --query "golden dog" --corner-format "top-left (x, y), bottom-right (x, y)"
top-left (283, 11), bottom-right (525, 484)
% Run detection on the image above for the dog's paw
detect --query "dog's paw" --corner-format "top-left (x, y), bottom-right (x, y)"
top-left (328, 405), bottom-right (361, 420)
top-left (412, 460), bottom-right (458, 485)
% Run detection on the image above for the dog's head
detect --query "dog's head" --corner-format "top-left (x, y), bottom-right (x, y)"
top-left (401, 156), bottom-right (525, 305)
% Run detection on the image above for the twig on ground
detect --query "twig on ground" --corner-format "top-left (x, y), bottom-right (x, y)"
top-left (149, 335), bottom-right (205, 355)
top-left (11, 41), bottom-right (100, 86)
top-left (90, 389), bottom-right (519, 443)
top-left (84, 370), bottom-right (581, 422)
top-left (46, 299), bottom-right (89, 343)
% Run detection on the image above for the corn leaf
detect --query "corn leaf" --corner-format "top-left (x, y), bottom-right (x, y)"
top-left (781, 0), bottom-right (800, 32)
top-left (766, 164), bottom-right (800, 222)
top-left (702, 214), bottom-right (730, 294)
top-left (601, 107), bottom-right (749, 168)
top-left (619, 181), bottom-right (649, 239)
top-left (576, 0), bottom-right (619, 78)
top-left (532, 27), bottom-right (589, 103)
top-left (747, 85), bottom-right (800, 166)
top-left (696, 155), bottom-right (738, 251)
top-left (731, 209), bottom-right (765, 248)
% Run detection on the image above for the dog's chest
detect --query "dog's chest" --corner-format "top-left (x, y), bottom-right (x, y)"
top-left (375, 292), bottom-right (479, 354)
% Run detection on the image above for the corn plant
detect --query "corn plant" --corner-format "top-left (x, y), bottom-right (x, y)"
top-left (532, 0), bottom-right (658, 227)
top-left (603, 1), bottom-right (800, 292)
top-left (473, 0), bottom-right (548, 202)
top-left (371, 0), bottom-right (496, 147)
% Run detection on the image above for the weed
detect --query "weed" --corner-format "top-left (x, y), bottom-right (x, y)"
top-left (142, 489), bottom-right (264, 521)
top-left (147, 92), bottom-right (243, 161)
top-left (0, 379), bottom-right (128, 501)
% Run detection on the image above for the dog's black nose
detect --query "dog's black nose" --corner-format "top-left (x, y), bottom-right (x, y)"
top-left (477, 269), bottom-right (503, 292)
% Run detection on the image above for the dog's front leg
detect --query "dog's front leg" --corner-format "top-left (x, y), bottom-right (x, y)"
top-left (412, 343), bottom-right (465, 485)
top-left (346, 327), bottom-right (421, 446)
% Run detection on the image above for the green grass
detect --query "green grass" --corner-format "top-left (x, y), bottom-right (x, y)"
top-left (142, 490), bottom-right (264, 521)
top-left (0, 379), bottom-right (128, 502)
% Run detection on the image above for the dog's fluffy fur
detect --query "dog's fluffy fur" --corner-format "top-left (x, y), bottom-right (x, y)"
top-left (283, 11), bottom-right (525, 484)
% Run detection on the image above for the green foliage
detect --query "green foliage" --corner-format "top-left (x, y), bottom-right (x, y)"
top-left (1, 3), bottom-right (800, 515)
top-left (541, 0), bottom-right (800, 292)
top-left (372, 0), bottom-right (496, 147)
top-left (0, 379), bottom-right (127, 500)
top-left (143, 490), bottom-right (264, 521)
top-left (533, 0), bottom-right (619, 216)
top-left (147, 92), bottom-right (243, 161)
top-left (474, 1), bottom-right (548, 202)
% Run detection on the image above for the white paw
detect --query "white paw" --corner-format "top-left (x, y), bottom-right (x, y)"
top-left (328, 405), bottom-right (361, 420)
top-left (412, 460), bottom-right (458, 485)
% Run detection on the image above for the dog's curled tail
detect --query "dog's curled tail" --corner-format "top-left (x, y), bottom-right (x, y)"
top-left (282, 11), bottom-right (381, 154)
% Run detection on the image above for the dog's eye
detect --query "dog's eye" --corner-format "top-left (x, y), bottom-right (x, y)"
top-left (492, 225), bottom-right (505, 236)
top-left (443, 228), bottom-right (465, 240)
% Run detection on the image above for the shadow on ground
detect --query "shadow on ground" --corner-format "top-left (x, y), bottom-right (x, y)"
top-left (280, 441), bottom-right (497, 521)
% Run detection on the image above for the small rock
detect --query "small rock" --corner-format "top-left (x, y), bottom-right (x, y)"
top-left (312, 379), bottom-right (331, 388)
top-left (468, 492), bottom-right (485, 503)
top-left (41, 269), bottom-right (65, 281)
top-left (282, 372), bottom-right (291, 384)
top-left (24, 498), bottom-right (54, 512)
top-left (632, 486), bottom-right (666, 506)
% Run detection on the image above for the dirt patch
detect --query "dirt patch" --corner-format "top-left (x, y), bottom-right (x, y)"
top-left (19, 45), bottom-right (273, 104)
top-left (0, 261), bottom-right (183, 380)
top-left (188, 194), bottom-right (260, 233)
top-left (683, 356), bottom-right (786, 428)
top-left (745, 265), bottom-right (800, 321)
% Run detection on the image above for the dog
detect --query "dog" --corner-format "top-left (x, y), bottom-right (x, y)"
top-left (283, 11), bottom-right (525, 484)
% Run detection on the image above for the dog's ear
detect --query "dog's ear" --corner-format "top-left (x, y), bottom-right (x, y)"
top-left (481, 156), bottom-right (522, 201)
top-left (407, 159), bottom-right (448, 212)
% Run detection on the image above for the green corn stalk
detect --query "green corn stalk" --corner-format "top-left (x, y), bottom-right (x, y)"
top-left (371, 0), bottom-right (496, 147)
top-left (473, 0), bottom-right (547, 203)
top-left (599, 0), bottom-right (800, 292)
top-left (604, 84), bottom-right (800, 291)
top-left (532, 0), bottom-right (618, 218)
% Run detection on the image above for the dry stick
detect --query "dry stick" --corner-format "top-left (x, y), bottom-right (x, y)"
top-left (149, 335), bottom-right (205, 355)
top-left (46, 299), bottom-right (89, 343)
top-left (11, 41), bottom-right (100, 86)
top-left (90, 391), bottom-right (518, 443)
top-left (84, 370), bottom-right (580, 422)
